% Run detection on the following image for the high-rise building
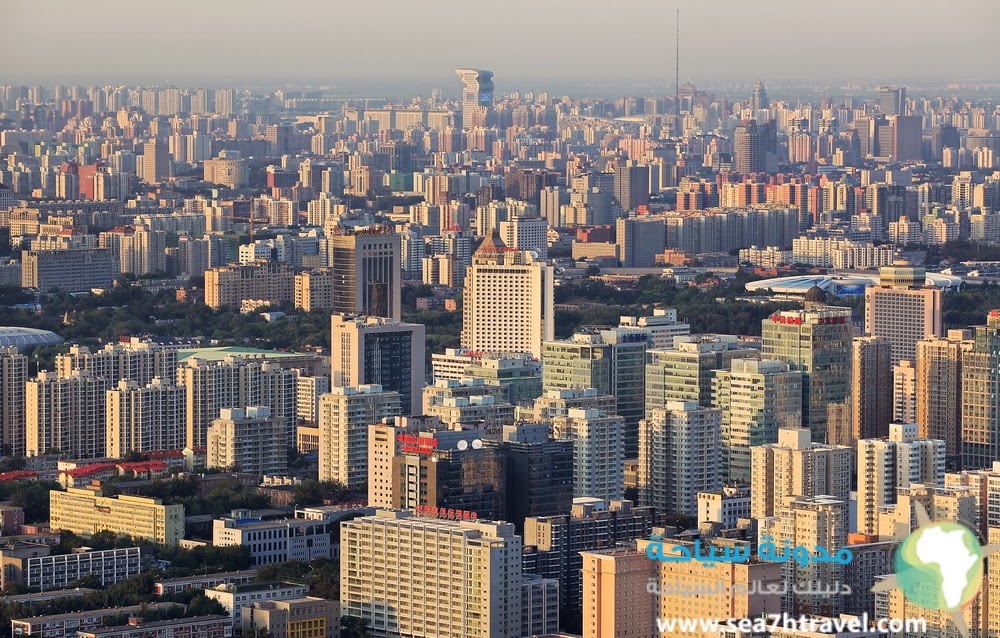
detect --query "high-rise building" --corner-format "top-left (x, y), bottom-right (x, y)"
top-left (638, 401), bottom-right (720, 515)
top-left (552, 407), bottom-right (625, 501)
top-left (879, 86), bottom-right (906, 116)
top-left (498, 215), bottom-right (548, 259)
top-left (492, 423), bottom-right (575, 526)
top-left (317, 385), bottom-right (401, 490)
top-left (204, 260), bottom-right (295, 310)
top-left (56, 340), bottom-right (178, 387)
top-left (713, 358), bottom-right (802, 483)
top-left (26, 370), bottom-right (109, 458)
top-left (612, 162), bottom-right (650, 213)
top-left (0, 347), bottom-right (27, 456)
top-left (340, 511), bottom-right (525, 638)
top-left (455, 68), bottom-right (495, 129)
top-left (176, 356), bottom-right (296, 450)
top-left (733, 120), bottom-right (777, 174)
top-left (762, 306), bottom-right (852, 444)
top-left (917, 330), bottom-right (971, 468)
top-left (207, 406), bottom-right (288, 476)
top-left (750, 428), bottom-right (852, 519)
top-left (106, 378), bottom-right (186, 458)
top-left (615, 217), bottom-right (664, 267)
top-left (857, 422), bottom-right (945, 535)
top-left (751, 80), bottom-right (769, 112)
top-left (851, 336), bottom-right (893, 444)
top-left (461, 231), bottom-right (554, 359)
top-left (543, 328), bottom-right (649, 455)
top-left (325, 231), bottom-right (401, 321)
top-left (142, 140), bottom-right (170, 185)
top-left (774, 496), bottom-right (848, 616)
top-left (864, 261), bottom-right (942, 366)
top-left (21, 245), bottom-right (115, 292)
top-left (647, 335), bottom-right (759, 413)
top-left (893, 359), bottom-right (917, 424)
top-left (962, 311), bottom-right (1000, 470)
top-left (618, 309), bottom-right (691, 350)
top-left (524, 499), bottom-right (656, 619)
top-left (330, 313), bottom-right (425, 415)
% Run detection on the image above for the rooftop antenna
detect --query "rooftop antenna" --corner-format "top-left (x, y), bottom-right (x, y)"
top-left (674, 7), bottom-right (680, 121)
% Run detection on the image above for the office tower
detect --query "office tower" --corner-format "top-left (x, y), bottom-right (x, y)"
top-left (762, 306), bottom-right (852, 444)
top-left (56, 341), bottom-right (178, 386)
top-left (775, 496), bottom-right (848, 616)
top-left (891, 114), bottom-right (922, 161)
top-left (106, 378), bottom-right (186, 458)
top-left (26, 370), bottom-right (109, 459)
top-left (50, 488), bottom-right (184, 546)
top-left (638, 401), bottom-right (720, 515)
top-left (751, 80), bottom-right (769, 112)
top-left (318, 385), bottom-right (401, 490)
top-left (570, 172), bottom-right (616, 226)
top-left (962, 311), bottom-right (1000, 470)
top-left (893, 360), bottom-right (917, 423)
top-left (0, 347), bottom-right (27, 456)
top-left (615, 217), bottom-right (664, 267)
top-left (714, 359), bottom-right (802, 483)
top-left (177, 356), bottom-right (295, 450)
top-left (207, 406), bottom-right (288, 475)
top-left (498, 215), bottom-right (548, 259)
top-left (543, 328), bottom-right (649, 455)
top-left (733, 120), bottom-right (776, 174)
top-left (552, 407), bottom-right (625, 501)
top-left (618, 309), bottom-right (691, 350)
top-left (204, 261), bottom-right (295, 310)
top-left (864, 261), bottom-right (942, 365)
top-left (917, 330), bottom-right (971, 468)
top-left (461, 231), bottom-right (554, 359)
top-left (857, 422), bottom-right (945, 534)
top-left (646, 335), bottom-right (758, 413)
top-left (879, 86), bottom-right (906, 116)
top-left (326, 231), bottom-right (401, 321)
top-left (455, 68), bottom-right (494, 129)
top-left (142, 140), bottom-right (170, 185)
top-left (330, 313), bottom-right (425, 415)
top-left (851, 336), bottom-right (892, 443)
top-left (612, 162), bottom-right (650, 212)
top-left (492, 423), bottom-right (574, 526)
top-left (525, 499), bottom-right (656, 620)
top-left (750, 428), bottom-right (852, 518)
top-left (390, 428), bottom-right (506, 521)
top-left (340, 511), bottom-right (526, 638)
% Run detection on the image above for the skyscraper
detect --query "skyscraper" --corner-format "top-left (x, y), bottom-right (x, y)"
top-left (455, 68), bottom-right (495, 129)
top-left (26, 370), bottom-right (109, 459)
top-left (865, 260), bottom-right (942, 366)
top-left (879, 86), bottom-right (906, 116)
top-left (751, 80), bottom-right (769, 112)
top-left (962, 311), bottom-right (1000, 470)
top-left (207, 406), bottom-right (288, 475)
top-left (612, 162), bottom-right (650, 213)
top-left (461, 231), bottom-right (554, 359)
top-left (330, 313), bottom-right (425, 416)
top-left (615, 217), bottom-right (665, 267)
top-left (774, 496), bottom-right (848, 617)
top-left (713, 358), bottom-right (802, 483)
top-left (646, 335), bottom-right (758, 412)
top-left (762, 306), bottom-right (852, 444)
top-left (106, 378), bottom-right (186, 458)
top-left (0, 347), bottom-right (27, 456)
top-left (851, 336), bottom-right (893, 444)
top-left (733, 120), bottom-right (777, 174)
top-left (552, 407), bottom-right (625, 501)
top-left (142, 140), bottom-right (170, 185)
top-left (326, 230), bottom-right (402, 321)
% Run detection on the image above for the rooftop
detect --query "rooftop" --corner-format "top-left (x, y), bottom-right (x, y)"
top-left (177, 346), bottom-right (311, 362)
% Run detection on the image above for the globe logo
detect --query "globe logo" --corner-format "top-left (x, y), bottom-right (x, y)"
top-left (872, 504), bottom-right (1000, 638)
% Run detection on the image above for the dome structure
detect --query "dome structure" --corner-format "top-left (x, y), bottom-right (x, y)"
top-left (804, 285), bottom-right (827, 303)
top-left (0, 327), bottom-right (64, 351)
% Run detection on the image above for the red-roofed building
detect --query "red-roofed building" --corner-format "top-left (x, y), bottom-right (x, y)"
top-left (58, 464), bottom-right (119, 488)
top-left (0, 470), bottom-right (38, 483)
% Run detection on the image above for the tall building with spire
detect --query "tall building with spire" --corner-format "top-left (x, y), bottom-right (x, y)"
top-left (751, 81), bottom-right (769, 112)
top-left (461, 231), bottom-right (553, 359)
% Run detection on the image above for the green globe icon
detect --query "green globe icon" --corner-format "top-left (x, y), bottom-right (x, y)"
top-left (894, 522), bottom-right (983, 610)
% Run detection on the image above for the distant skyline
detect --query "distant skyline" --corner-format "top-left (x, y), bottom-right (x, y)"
top-left (5, 0), bottom-right (999, 96)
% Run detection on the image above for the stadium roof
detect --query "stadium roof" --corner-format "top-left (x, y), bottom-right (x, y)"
top-left (0, 327), bottom-right (64, 351)
top-left (745, 273), bottom-right (963, 294)
top-left (177, 346), bottom-right (312, 362)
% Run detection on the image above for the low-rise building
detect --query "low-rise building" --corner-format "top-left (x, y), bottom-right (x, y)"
top-left (49, 488), bottom-right (184, 546)
top-left (212, 513), bottom-right (331, 566)
top-left (154, 570), bottom-right (258, 596)
top-left (77, 616), bottom-right (232, 638)
top-left (0, 545), bottom-right (146, 590)
top-left (240, 597), bottom-right (339, 638)
top-left (11, 603), bottom-right (182, 638)
top-left (205, 583), bottom-right (309, 631)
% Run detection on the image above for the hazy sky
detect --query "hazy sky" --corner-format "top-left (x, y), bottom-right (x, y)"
top-left (5, 0), bottom-right (999, 94)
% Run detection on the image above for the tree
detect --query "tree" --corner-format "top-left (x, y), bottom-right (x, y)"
top-left (341, 616), bottom-right (372, 638)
